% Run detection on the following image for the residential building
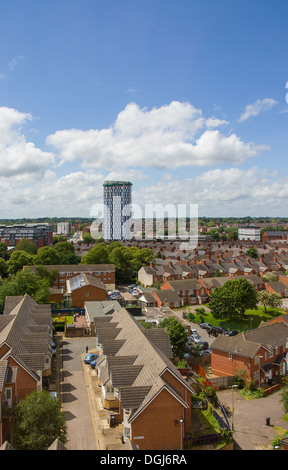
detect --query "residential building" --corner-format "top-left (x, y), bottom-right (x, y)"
top-left (56, 222), bottom-right (72, 236)
top-left (152, 289), bottom-right (184, 309)
top-left (25, 264), bottom-right (115, 291)
top-left (93, 307), bottom-right (195, 450)
top-left (0, 295), bottom-right (53, 445)
top-left (103, 181), bottom-right (132, 241)
top-left (84, 300), bottom-right (122, 335)
top-left (161, 279), bottom-right (208, 305)
top-left (238, 225), bottom-right (261, 241)
top-left (210, 322), bottom-right (288, 386)
top-left (64, 274), bottom-right (107, 307)
top-left (262, 231), bottom-right (288, 242)
top-left (0, 223), bottom-right (53, 248)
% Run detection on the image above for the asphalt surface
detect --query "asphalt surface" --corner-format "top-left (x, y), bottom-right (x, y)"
top-left (60, 336), bottom-right (99, 450)
top-left (217, 388), bottom-right (288, 450)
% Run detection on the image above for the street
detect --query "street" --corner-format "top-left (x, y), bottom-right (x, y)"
top-left (60, 337), bottom-right (99, 450)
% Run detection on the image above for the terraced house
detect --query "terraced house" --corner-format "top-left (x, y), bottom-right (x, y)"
top-left (93, 307), bottom-right (195, 450)
top-left (0, 295), bottom-right (53, 445)
top-left (211, 322), bottom-right (288, 386)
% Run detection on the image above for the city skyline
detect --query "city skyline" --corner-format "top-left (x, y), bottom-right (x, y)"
top-left (0, 1), bottom-right (288, 219)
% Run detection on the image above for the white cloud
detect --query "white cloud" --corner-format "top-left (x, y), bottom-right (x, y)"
top-left (239, 98), bottom-right (277, 122)
top-left (133, 167), bottom-right (288, 217)
top-left (47, 101), bottom-right (268, 170)
top-left (0, 107), bottom-right (55, 179)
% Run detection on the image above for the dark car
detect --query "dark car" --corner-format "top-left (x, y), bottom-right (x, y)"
top-left (208, 326), bottom-right (227, 337)
top-left (199, 322), bottom-right (212, 330)
top-left (225, 330), bottom-right (238, 336)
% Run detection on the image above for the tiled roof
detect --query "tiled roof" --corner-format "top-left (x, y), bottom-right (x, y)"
top-left (95, 307), bottom-right (195, 423)
top-left (0, 295), bottom-right (52, 379)
top-left (211, 322), bottom-right (288, 357)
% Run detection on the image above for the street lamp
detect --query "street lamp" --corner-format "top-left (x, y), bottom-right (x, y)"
top-left (180, 418), bottom-right (184, 450)
top-left (230, 385), bottom-right (238, 431)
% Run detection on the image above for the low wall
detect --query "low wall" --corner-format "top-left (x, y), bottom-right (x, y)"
top-left (263, 383), bottom-right (281, 396)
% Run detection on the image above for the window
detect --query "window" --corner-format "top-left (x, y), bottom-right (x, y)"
top-left (85, 292), bottom-right (89, 297)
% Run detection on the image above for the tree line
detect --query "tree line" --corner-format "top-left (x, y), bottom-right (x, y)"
top-left (0, 238), bottom-right (155, 312)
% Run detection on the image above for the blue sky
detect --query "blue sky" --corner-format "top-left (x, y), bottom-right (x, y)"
top-left (0, 0), bottom-right (288, 218)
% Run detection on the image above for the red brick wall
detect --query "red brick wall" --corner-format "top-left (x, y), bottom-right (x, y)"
top-left (5, 356), bottom-right (38, 400)
top-left (131, 388), bottom-right (187, 450)
top-left (71, 285), bottom-right (106, 307)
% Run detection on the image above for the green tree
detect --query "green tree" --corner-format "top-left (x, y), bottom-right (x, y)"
top-left (209, 278), bottom-right (258, 320)
top-left (81, 242), bottom-right (109, 264)
top-left (280, 387), bottom-right (288, 415)
top-left (257, 291), bottom-right (283, 312)
top-left (245, 247), bottom-right (259, 259)
top-left (158, 317), bottom-right (188, 358)
top-left (14, 238), bottom-right (37, 254)
top-left (0, 242), bottom-right (9, 260)
top-left (7, 250), bottom-right (34, 274)
top-left (13, 390), bottom-right (67, 450)
top-left (33, 246), bottom-right (61, 265)
top-left (0, 258), bottom-right (8, 277)
top-left (0, 268), bottom-right (52, 311)
top-left (54, 241), bottom-right (80, 264)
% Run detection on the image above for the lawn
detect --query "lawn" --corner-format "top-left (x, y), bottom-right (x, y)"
top-left (53, 315), bottom-right (74, 325)
top-left (184, 305), bottom-right (286, 332)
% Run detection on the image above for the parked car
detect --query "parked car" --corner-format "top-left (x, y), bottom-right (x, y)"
top-left (190, 329), bottom-right (198, 335)
top-left (128, 284), bottom-right (137, 289)
top-left (207, 326), bottom-right (227, 337)
top-left (84, 353), bottom-right (99, 364)
top-left (189, 334), bottom-right (202, 344)
top-left (49, 391), bottom-right (58, 399)
top-left (200, 348), bottom-right (211, 356)
top-left (90, 359), bottom-right (98, 369)
top-left (225, 330), bottom-right (238, 336)
top-left (200, 322), bottom-right (212, 330)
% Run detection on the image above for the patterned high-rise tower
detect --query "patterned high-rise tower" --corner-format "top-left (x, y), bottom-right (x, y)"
top-left (103, 181), bottom-right (132, 240)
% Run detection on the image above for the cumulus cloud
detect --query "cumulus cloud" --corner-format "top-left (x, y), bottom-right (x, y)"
top-left (46, 101), bottom-right (268, 170)
top-left (133, 167), bottom-right (288, 217)
top-left (239, 98), bottom-right (277, 122)
top-left (0, 107), bottom-right (55, 179)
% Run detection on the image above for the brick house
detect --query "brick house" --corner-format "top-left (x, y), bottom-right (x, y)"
top-left (65, 273), bottom-right (107, 307)
top-left (265, 280), bottom-right (288, 297)
top-left (210, 322), bottom-right (288, 386)
top-left (93, 308), bottom-right (196, 450)
top-left (152, 289), bottom-right (184, 309)
top-left (161, 279), bottom-right (208, 305)
top-left (26, 264), bottom-right (115, 291)
top-left (262, 231), bottom-right (288, 242)
top-left (0, 295), bottom-right (53, 445)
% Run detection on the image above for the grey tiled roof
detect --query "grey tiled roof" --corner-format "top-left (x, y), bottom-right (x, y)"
top-left (211, 322), bottom-right (288, 358)
top-left (95, 307), bottom-right (195, 423)
top-left (0, 295), bottom-right (52, 379)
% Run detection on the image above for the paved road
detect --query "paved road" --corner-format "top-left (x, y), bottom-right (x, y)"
top-left (60, 337), bottom-right (99, 450)
top-left (218, 388), bottom-right (288, 450)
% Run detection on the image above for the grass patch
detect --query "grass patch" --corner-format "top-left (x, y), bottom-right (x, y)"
top-left (184, 305), bottom-right (285, 332)
top-left (53, 315), bottom-right (74, 325)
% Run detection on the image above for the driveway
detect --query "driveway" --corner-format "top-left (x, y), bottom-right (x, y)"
top-left (60, 336), bottom-right (99, 450)
top-left (217, 388), bottom-right (288, 450)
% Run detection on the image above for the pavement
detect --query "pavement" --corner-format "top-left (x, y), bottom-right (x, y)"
top-left (217, 388), bottom-right (288, 450)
